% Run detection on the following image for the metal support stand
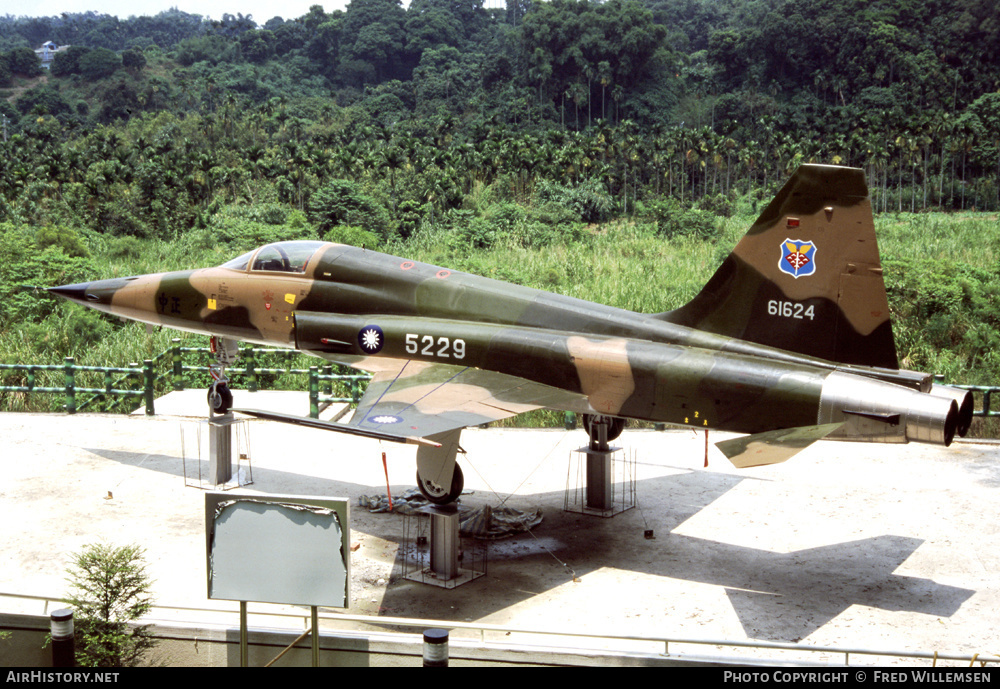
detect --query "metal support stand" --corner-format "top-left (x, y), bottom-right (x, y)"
top-left (585, 419), bottom-right (613, 510)
top-left (182, 417), bottom-right (253, 490)
top-left (403, 504), bottom-right (485, 588)
top-left (209, 414), bottom-right (236, 486)
top-left (565, 421), bottom-right (636, 518)
top-left (585, 447), bottom-right (614, 511)
top-left (429, 504), bottom-right (460, 581)
top-left (240, 601), bottom-right (248, 667)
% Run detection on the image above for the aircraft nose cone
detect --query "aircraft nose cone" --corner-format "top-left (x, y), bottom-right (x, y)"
top-left (47, 282), bottom-right (96, 305)
top-left (48, 277), bottom-right (140, 310)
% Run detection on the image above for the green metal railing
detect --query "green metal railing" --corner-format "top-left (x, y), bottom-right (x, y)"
top-left (957, 386), bottom-right (999, 418)
top-left (933, 377), bottom-right (1000, 418)
top-left (160, 340), bottom-right (370, 417)
top-left (2, 344), bottom-right (998, 423)
top-left (0, 339), bottom-right (370, 418)
top-left (0, 358), bottom-right (155, 415)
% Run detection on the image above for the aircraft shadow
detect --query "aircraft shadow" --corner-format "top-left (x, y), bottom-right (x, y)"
top-left (377, 468), bottom-right (973, 643)
top-left (82, 446), bottom-right (394, 496)
top-left (83, 445), bottom-right (974, 643)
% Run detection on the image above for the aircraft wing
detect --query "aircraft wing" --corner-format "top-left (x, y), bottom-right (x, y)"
top-left (346, 358), bottom-right (590, 438)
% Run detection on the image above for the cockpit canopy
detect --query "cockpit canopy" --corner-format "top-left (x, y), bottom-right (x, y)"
top-left (222, 241), bottom-right (327, 274)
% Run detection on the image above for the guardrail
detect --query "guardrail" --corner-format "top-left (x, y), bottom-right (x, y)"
top-left (161, 340), bottom-right (370, 418)
top-left (0, 339), bottom-right (370, 418)
top-left (0, 358), bottom-right (154, 415)
top-left (2, 346), bottom-right (997, 423)
top-left (933, 377), bottom-right (999, 418)
top-left (955, 385), bottom-right (999, 418)
top-left (2, 592), bottom-right (997, 667)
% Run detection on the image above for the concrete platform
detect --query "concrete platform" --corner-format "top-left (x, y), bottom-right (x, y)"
top-left (1, 408), bottom-right (998, 664)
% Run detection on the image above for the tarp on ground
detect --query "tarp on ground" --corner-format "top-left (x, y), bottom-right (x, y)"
top-left (358, 489), bottom-right (542, 539)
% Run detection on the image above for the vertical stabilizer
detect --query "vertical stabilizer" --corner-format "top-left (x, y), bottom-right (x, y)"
top-left (658, 164), bottom-right (898, 369)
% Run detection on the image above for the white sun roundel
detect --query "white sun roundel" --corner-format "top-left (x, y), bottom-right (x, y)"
top-left (358, 325), bottom-right (384, 354)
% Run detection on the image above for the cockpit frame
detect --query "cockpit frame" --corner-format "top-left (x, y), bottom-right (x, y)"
top-left (222, 241), bottom-right (327, 275)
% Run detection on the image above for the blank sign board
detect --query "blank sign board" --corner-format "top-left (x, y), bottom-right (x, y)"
top-left (205, 493), bottom-right (350, 608)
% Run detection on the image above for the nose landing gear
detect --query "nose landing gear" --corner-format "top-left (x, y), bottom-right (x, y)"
top-left (208, 336), bottom-right (239, 416)
top-left (208, 381), bottom-right (233, 415)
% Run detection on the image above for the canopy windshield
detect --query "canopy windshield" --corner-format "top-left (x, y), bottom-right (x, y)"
top-left (222, 241), bottom-right (326, 274)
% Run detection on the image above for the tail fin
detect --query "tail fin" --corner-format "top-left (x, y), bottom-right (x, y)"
top-left (658, 164), bottom-right (898, 369)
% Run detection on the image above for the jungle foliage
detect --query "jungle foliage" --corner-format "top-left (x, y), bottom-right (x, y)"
top-left (0, 1), bottom-right (998, 426)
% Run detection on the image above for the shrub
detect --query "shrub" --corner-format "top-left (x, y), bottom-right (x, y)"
top-left (20, 308), bottom-right (113, 359)
top-left (696, 193), bottom-right (734, 218)
top-left (396, 199), bottom-right (423, 239)
top-left (105, 236), bottom-right (144, 261)
top-left (63, 543), bottom-right (158, 667)
top-left (0, 225), bottom-right (97, 325)
top-left (645, 198), bottom-right (722, 241)
top-left (324, 225), bottom-right (380, 248)
top-left (536, 179), bottom-right (614, 224)
top-left (79, 48), bottom-right (121, 81)
top-left (207, 204), bottom-right (318, 250)
top-left (36, 226), bottom-right (90, 258)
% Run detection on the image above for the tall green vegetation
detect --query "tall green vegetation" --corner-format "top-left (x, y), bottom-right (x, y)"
top-left (0, 1), bottom-right (998, 427)
top-left (2, 1), bottom-right (1000, 227)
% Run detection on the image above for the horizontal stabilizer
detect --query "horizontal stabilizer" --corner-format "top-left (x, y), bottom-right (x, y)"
top-left (232, 408), bottom-right (442, 447)
top-left (716, 423), bottom-right (843, 468)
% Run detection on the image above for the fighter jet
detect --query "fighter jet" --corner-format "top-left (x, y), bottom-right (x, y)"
top-left (49, 165), bottom-right (973, 504)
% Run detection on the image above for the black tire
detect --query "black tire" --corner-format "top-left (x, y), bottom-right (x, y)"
top-left (416, 463), bottom-right (464, 505)
top-left (583, 414), bottom-right (626, 442)
top-left (208, 383), bottom-right (233, 414)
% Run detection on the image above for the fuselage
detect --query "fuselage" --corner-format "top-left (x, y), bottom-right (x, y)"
top-left (50, 241), bottom-right (966, 444)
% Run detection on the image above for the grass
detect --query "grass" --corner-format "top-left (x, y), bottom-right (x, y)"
top-left (2, 209), bottom-right (997, 437)
top-left (401, 215), bottom-right (743, 313)
top-left (875, 212), bottom-right (1000, 267)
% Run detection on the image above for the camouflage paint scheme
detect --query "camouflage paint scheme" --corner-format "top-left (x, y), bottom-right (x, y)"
top-left (50, 165), bottom-right (972, 498)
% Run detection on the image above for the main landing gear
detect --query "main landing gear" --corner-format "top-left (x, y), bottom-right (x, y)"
top-left (582, 413), bottom-right (626, 448)
top-left (415, 428), bottom-right (465, 505)
top-left (407, 428), bottom-right (482, 587)
top-left (417, 463), bottom-right (464, 505)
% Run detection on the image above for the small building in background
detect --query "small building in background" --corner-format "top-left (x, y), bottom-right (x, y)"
top-left (35, 41), bottom-right (68, 69)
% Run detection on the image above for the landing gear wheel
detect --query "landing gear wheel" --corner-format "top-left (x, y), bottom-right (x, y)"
top-left (208, 382), bottom-right (233, 415)
top-left (583, 414), bottom-right (626, 442)
top-left (416, 464), bottom-right (464, 505)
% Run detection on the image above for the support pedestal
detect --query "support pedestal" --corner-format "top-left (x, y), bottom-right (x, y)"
top-left (585, 447), bottom-right (614, 511)
top-left (181, 416), bottom-right (253, 490)
top-left (209, 414), bottom-right (236, 486)
top-left (403, 504), bottom-right (485, 589)
top-left (428, 503), bottom-right (460, 581)
top-left (565, 444), bottom-right (636, 518)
